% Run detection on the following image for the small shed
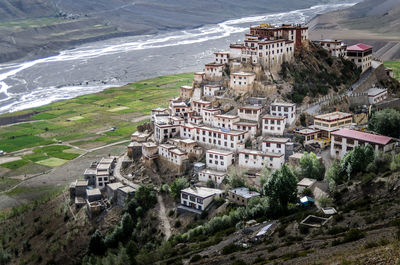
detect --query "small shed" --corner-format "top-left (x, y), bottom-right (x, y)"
top-left (75, 180), bottom-right (88, 198)
top-left (117, 186), bottom-right (136, 207)
top-left (300, 196), bottom-right (315, 207)
top-left (127, 142), bottom-right (142, 159)
top-left (193, 162), bottom-right (206, 174)
top-left (87, 188), bottom-right (102, 202)
top-left (106, 182), bottom-right (125, 202)
top-left (297, 178), bottom-right (317, 194)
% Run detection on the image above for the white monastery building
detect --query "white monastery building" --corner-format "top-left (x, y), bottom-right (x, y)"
top-left (206, 149), bottom-right (235, 171)
top-left (270, 102), bottom-right (296, 125)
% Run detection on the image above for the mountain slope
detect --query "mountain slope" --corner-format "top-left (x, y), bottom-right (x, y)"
top-left (308, 0), bottom-right (400, 60)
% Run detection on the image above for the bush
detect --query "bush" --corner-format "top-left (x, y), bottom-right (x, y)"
top-left (299, 225), bottom-right (309, 234)
top-left (301, 187), bottom-right (313, 197)
top-left (168, 210), bottom-right (175, 217)
top-left (190, 254), bottom-right (202, 263)
top-left (170, 178), bottom-right (189, 200)
top-left (0, 248), bottom-right (10, 265)
top-left (327, 226), bottom-right (348, 235)
top-left (174, 220), bottom-right (181, 228)
top-left (221, 243), bottom-right (244, 255)
top-left (343, 228), bottom-right (365, 243)
top-left (88, 230), bottom-right (106, 255)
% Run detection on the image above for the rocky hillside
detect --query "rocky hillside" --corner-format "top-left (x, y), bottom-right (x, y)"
top-left (308, 0), bottom-right (400, 60)
top-left (280, 42), bottom-right (360, 104)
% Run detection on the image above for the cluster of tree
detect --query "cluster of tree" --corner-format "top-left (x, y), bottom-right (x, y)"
top-left (298, 152), bottom-right (325, 180)
top-left (84, 185), bottom-right (157, 265)
top-left (325, 144), bottom-right (400, 188)
top-left (369, 108), bottom-right (400, 139)
top-left (169, 177), bottom-right (189, 200)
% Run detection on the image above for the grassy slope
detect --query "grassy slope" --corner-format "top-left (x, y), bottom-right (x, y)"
top-left (384, 61), bottom-right (400, 80)
top-left (0, 73), bottom-right (192, 181)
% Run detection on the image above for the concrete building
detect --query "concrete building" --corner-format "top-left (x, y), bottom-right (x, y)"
top-left (367, 87), bottom-right (388, 104)
top-left (202, 108), bottom-right (221, 126)
top-left (180, 85), bottom-right (194, 100)
top-left (212, 114), bottom-right (240, 129)
top-left (127, 142), bottom-right (142, 159)
top-left (230, 72), bottom-right (256, 96)
top-left (205, 63), bottom-right (224, 81)
top-left (180, 187), bottom-right (225, 211)
top-left (192, 100), bottom-right (211, 115)
top-left (331, 129), bottom-right (395, 159)
top-left (87, 189), bottom-right (102, 202)
top-left (228, 187), bottom-right (260, 206)
top-left (194, 125), bottom-right (248, 152)
top-left (154, 115), bottom-right (182, 143)
top-left (142, 142), bottom-right (158, 159)
top-left (270, 102), bottom-right (296, 125)
top-left (206, 149), bottom-right (235, 171)
top-left (151, 107), bottom-right (169, 121)
top-left (117, 186), bottom-right (136, 207)
top-left (158, 144), bottom-right (189, 167)
top-left (214, 51), bottom-right (230, 64)
top-left (238, 149), bottom-right (284, 170)
top-left (346, 43), bottom-right (373, 73)
top-left (106, 182), bottom-right (125, 203)
top-left (312, 111), bottom-right (353, 143)
top-left (262, 137), bottom-right (290, 156)
top-left (249, 24), bottom-right (308, 49)
top-left (131, 131), bottom-right (150, 142)
top-left (198, 169), bottom-right (227, 185)
top-left (169, 138), bottom-right (203, 158)
top-left (233, 120), bottom-right (258, 138)
top-left (204, 85), bottom-right (224, 97)
top-left (193, 72), bottom-right (205, 84)
top-left (237, 105), bottom-right (263, 122)
top-left (262, 115), bottom-right (286, 136)
top-left (295, 128), bottom-right (321, 145)
top-left (169, 100), bottom-right (190, 118)
top-left (318, 39), bottom-right (347, 57)
top-left (84, 167), bottom-right (97, 186)
top-left (180, 123), bottom-right (196, 139)
top-left (193, 162), bottom-right (206, 174)
top-left (297, 178), bottom-right (317, 194)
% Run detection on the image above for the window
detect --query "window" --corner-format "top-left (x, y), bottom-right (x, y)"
top-left (182, 194), bottom-right (188, 199)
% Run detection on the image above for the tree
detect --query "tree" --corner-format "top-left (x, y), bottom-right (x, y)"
top-left (299, 152), bottom-right (325, 180)
top-left (227, 167), bottom-right (246, 188)
top-left (264, 164), bottom-right (298, 213)
top-left (390, 153), bottom-right (400, 171)
top-left (88, 230), bottom-right (106, 255)
top-left (340, 144), bottom-right (374, 179)
top-left (134, 185), bottom-right (157, 211)
top-left (170, 177), bottom-right (189, 199)
top-left (259, 167), bottom-right (271, 195)
top-left (325, 160), bottom-right (343, 187)
top-left (206, 179), bottom-right (215, 188)
top-left (121, 213), bottom-right (134, 236)
top-left (369, 109), bottom-right (400, 138)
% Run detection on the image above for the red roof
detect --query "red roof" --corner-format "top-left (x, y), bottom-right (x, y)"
top-left (331, 129), bottom-right (392, 145)
top-left (347, 43), bottom-right (372, 51)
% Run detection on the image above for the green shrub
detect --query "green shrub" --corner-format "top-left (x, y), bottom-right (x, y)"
top-left (222, 243), bottom-right (244, 255)
top-left (327, 226), bottom-right (348, 235)
top-left (343, 229), bottom-right (365, 243)
top-left (190, 254), bottom-right (202, 263)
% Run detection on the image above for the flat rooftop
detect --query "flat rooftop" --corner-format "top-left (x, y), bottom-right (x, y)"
top-left (230, 187), bottom-right (260, 199)
top-left (240, 149), bottom-right (284, 157)
top-left (181, 187), bottom-right (224, 199)
top-left (238, 105), bottom-right (263, 110)
top-left (315, 111), bottom-right (352, 121)
top-left (195, 125), bottom-right (246, 136)
top-left (143, 142), bottom-right (158, 148)
top-left (231, 72), bottom-right (255, 76)
top-left (118, 186), bottom-right (136, 194)
top-left (200, 168), bottom-right (227, 176)
top-left (214, 114), bottom-right (239, 119)
top-left (297, 128), bottom-right (320, 134)
top-left (297, 178), bottom-right (317, 187)
top-left (87, 189), bottom-right (101, 197)
top-left (264, 137), bottom-right (290, 143)
top-left (107, 182), bottom-right (125, 190)
top-left (75, 180), bottom-right (88, 187)
top-left (262, 114), bottom-right (285, 119)
top-left (331, 129), bottom-right (393, 145)
top-left (271, 102), bottom-right (295, 107)
top-left (207, 149), bottom-right (234, 155)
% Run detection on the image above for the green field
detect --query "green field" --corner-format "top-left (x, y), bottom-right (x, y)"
top-left (384, 61), bottom-right (400, 80)
top-left (0, 73), bottom-right (192, 164)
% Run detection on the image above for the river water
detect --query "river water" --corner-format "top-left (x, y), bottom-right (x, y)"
top-left (0, 1), bottom-right (357, 114)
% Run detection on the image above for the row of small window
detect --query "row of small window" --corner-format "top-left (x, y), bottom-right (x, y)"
top-left (244, 154), bottom-right (274, 161)
top-left (265, 143), bottom-right (282, 148)
top-left (264, 126), bottom-right (281, 131)
top-left (271, 106), bottom-right (293, 112)
top-left (182, 201), bottom-right (202, 210)
top-left (163, 128), bottom-right (177, 133)
top-left (264, 119), bottom-right (282, 125)
top-left (233, 81), bottom-right (247, 85)
top-left (233, 76), bottom-right (247, 80)
top-left (209, 159), bottom-right (225, 166)
top-left (181, 194), bottom-right (203, 204)
top-left (200, 137), bottom-right (235, 148)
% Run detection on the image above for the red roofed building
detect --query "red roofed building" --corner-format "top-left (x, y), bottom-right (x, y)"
top-left (330, 128), bottom-right (395, 159)
top-left (346, 43), bottom-right (373, 73)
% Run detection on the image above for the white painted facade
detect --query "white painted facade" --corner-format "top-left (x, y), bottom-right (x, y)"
top-left (262, 137), bottom-right (290, 155)
top-left (181, 187), bottom-right (225, 211)
top-left (180, 85), bottom-right (193, 100)
top-left (238, 149), bottom-right (284, 170)
top-left (230, 72), bottom-right (256, 96)
top-left (158, 144), bottom-right (188, 166)
top-left (233, 121), bottom-right (258, 138)
top-left (214, 52), bottom-right (230, 64)
top-left (192, 100), bottom-right (211, 115)
top-left (193, 72), bottom-right (205, 84)
top-left (202, 108), bottom-right (221, 126)
top-left (237, 105), bottom-right (263, 122)
top-left (270, 102), bottom-right (296, 125)
top-left (205, 63), bottom-right (224, 81)
top-left (204, 85), bottom-right (224, 97)
top-left (262, 115), bottom-right (286, 136)
top-left (212, 114), bottom-right (240, 129)
top-left (194, 125), bottom-right (248, 152)
top-left (198, 169), bottom-right (227, 184)
top-left (206, 149), bottom-right (235, 171)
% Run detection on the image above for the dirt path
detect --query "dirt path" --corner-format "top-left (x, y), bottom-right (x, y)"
top-left (157, 194), bottom-right (172, 239)
top-left (131, 115), bottom-right (151, 123)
